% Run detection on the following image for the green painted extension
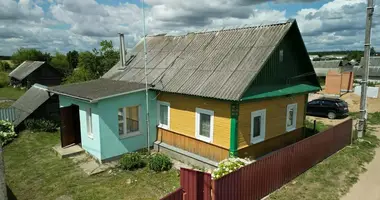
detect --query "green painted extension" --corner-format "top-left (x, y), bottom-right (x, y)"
top-left (241, 84), bottom-right (320, 101)
top-left (229, 103), bottom-right (239, 157)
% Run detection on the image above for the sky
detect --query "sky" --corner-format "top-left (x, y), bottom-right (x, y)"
top-left (0, 0), bottom-right (379, 56)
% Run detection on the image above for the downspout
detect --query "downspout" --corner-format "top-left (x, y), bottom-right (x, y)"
top-left (229, 102), bottom-right (239, 157)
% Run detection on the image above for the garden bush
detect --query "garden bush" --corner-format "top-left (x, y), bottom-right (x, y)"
top-left (119, 152), bottom-right (145, 170)
top-left (211, 158), bottom-right (250, 180)
top-left (0, 72), bottom-right (9, 88)
top-left (0, 61), bottom-right (11, 72)
top-left (24, 118), bottom-right (58, 132)
top-left (0, 120), bottom-right (17, 146)
top-left (148, 153), bottom-right (172, 172)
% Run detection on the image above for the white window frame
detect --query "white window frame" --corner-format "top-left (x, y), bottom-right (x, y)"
top-left (119, 105), bottom-right (141, 139)
top-left (195, 108), bottom-right (214, 143)
top-left (250, 109), bottom-right (266, 144)
top-left (286, 103), bottom-right (297, 132)
top-left (157, 101), bottom-right (170, 130)
top-left (86, 107), bottom-right (93, 139)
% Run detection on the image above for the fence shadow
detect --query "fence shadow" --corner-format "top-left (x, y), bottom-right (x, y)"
top-left (7, 185), bottom-right (17, 200)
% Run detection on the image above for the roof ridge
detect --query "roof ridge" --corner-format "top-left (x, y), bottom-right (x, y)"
top-left (148, 19), bottom-right (294, 38)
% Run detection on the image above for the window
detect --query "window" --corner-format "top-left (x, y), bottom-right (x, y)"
top-left (118, 105), bottom-right (140, 138)
top-left (251, 109), bottom-right (266, 144)
top-left (286, 103), bottom-right (297, 132)
top-left (279, 49), bottom-right (284, 62)
top-left (86, 108), bottom-right (93, 138)
top-left (157, 101), bottom-right (170, 129)
top-left (195, 108), bottom-right (214, 143)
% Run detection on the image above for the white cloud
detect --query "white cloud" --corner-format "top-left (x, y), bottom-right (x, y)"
top-left (0, 0), bottom-right (379, 55)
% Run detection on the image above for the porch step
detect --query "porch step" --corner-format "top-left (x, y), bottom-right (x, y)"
top-left (52, 144), bottom-right (85, 159)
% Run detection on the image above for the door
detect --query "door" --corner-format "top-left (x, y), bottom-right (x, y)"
top-left (60, 105), bottom-right (81, 148)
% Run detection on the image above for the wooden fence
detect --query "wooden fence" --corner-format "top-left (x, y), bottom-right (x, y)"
top-left (161, 119), bottom-right (353, 200)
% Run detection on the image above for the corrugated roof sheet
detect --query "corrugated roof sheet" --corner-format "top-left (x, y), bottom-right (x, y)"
top-left (312, 60), bottom-right (342, 68)
top-left (9, 61), bottom-right (46, 81)
top-left (360, 56), bottom-right (380, 67)
top-left (354, 66), bottom-right (380, 77)
top-left (11, 84), bottom-right (50, 126)
top-left (48, 79), bottom-right (146, 101)
top-left (103, 20), bottom-right (294, 101)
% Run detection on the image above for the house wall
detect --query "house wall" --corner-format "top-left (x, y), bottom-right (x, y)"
top-left (97, 90), bottom-right (157, 161)
top-left (237, 94), bottom-right (307, 150)
top-left (26, 65), bottom-right (62, 88)
top-left (157, 92), bottom-right (231, 149)
top-left (59, 96), bottom-right (102, 159)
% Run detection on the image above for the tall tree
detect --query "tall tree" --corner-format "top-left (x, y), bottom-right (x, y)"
top-left (11, 48), bottom-right (51, 65)
top-left (50, 52), bottom-right (70, 75)
top-left (67, 50), bottom-right (79, 69)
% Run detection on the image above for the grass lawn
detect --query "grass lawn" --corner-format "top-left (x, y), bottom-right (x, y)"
top-left (0, 87), bottom-right (25, 100)
top-left (0, 101), bottom-right (13, 108)
top-left (269, 120), bottom-right (380, 200)
top-left (4, 131), bottom-right (180, 200)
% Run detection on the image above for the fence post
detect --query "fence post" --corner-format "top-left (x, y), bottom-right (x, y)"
top-left (313, 120), bottom-right (317, 134)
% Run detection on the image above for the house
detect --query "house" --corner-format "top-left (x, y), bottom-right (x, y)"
top-left (9, 61), bottom-right (63, 88)
top-left (309, 55), bottom-right (320, 61)
top-left (312, 60), bottom-right (353, 77)
top-left (49, 19), bottom-right (320, 166)
top-left (354, 56), bottom-right (380, 82)
top-left (11, 84), bottom-right (60, 130)
top-left (321, 54), bottom-right (348, 60)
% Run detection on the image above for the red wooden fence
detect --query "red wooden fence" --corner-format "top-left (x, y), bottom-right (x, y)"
top-left (161, 119), bottom-right (352, 200)
top-left (212, 119), bottom-right (352, 200)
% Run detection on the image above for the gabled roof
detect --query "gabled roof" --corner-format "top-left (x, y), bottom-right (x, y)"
top-left (312, 60), bottom-right (343, 68)
top-left (103, 20), bottom-right (296, 101)
top-left (360, 56), bottom-right (380, 67)
top-left (11, 84), bottom-right (51, 126)
top-left (9, 61), bottom-right (47, 81)
top-left (48, 79), bottom-right (146, 102)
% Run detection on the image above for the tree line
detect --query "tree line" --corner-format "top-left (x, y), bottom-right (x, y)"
top-left (6, 40), bottom-right (119, 84)
top-left (309, 47), bottom-right (377, 61)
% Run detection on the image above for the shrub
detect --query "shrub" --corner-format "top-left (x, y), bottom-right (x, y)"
top-left (119, 152), bottom-right (145, 170)
top-left (148, 153), bottom-right (172, 172)
top-left (0, 120), bottom-right (17, 146)
top-left (24, 118), bottom-right (58, 132)
top-left (0, 72), bottom-right (9, 88)
top-left (0, 61), bottom-right (11, 71)
top-left (212, 158), bottom-right (250, 180)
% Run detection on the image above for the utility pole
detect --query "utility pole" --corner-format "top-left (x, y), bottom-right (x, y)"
top-left (358, 0), bottom-right (374, 138)
top-left (0, 141), bottom-right (7, 200)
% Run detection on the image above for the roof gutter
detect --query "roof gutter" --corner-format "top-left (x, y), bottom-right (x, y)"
top-left (47, 89), bottom-right (92, 103)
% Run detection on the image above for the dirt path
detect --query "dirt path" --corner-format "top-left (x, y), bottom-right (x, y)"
top-left (341, 126), bottom-right (380, 200)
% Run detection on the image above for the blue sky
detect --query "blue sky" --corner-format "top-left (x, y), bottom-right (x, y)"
top-left (0, 0), bottom-right (379, 56)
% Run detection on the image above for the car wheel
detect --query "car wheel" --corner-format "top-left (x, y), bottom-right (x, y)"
top-left (327, 112), bottom-right (336, 119)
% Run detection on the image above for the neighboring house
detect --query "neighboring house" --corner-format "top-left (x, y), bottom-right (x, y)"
top-left (321, 54), bottom-right (348, 60)
top-left (354, 56), bottom-right (380, 82)
top-left (49, 19), bottom-right (320, 166)
top-left (309, 55), bottom-right (320, 61)
top-left (312, 60), bottom-right (353, 77)
top-left (9, 61), bottom-right (63, 88)
top-left (11, 84), bottom-right (60, 130)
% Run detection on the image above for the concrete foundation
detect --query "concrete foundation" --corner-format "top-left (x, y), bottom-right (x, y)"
top-left (154, 141), bottom-right (217, 170)
top-left (52, 144), bottom-right (84, 158)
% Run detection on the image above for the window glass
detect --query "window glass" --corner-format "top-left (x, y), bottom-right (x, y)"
top-left (118, 108), bottom-right (124, 135)
top-left (199, 113), bottom-right (211, 137)
top-left (160, 104), bottom-right (168, 126)
top-left (287, 108), bottom-right (294, 127)
top-left (126, 106), bottom-right (139, 133)
top-left (279, 49), bottom-right (284, 62)
top-left (253, 116), bottom-right (261, 137)
top-left (87, 108), bottom-right (93, 137)
top-left (286, 103), bottom-right (297, 132)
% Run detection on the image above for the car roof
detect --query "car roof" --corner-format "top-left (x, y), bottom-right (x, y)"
top-left (313, 97), bottom-right (344, 102)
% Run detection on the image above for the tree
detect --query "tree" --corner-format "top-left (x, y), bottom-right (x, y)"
top-left (50, 52), bottom-right (70, 75)
top-left (67, 50), bottom-right (79, 69)
top-left (370, 47), bottom-right (376, 56)
top-left (11, 48), bottom-right (51, 65)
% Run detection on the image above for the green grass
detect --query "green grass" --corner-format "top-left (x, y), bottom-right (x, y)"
top-left (269, 127), bottom-right (380, 200)
top-left (304, 119), bottom-right (331, 137)
top-left (4, 131), bottom-right (180, 200)
top-left (349, 112), bottom-right (380, 125)
top-left (0, 87), bottom-right (25, 100)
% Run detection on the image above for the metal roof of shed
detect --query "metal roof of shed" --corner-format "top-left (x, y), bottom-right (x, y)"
top-left (11, 84), bottom-right (50, 127)
top-left (103, 20), bottom-right (295, 101)
top-left (9, 61), bottom-right (45, 81)
top-left (360, 56), bottom-right (380, 67)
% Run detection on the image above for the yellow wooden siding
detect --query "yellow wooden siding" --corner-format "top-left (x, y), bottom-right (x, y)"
top-left (238, 94), bottom-right (307, 149)
top-left (157, 92), bottom-right (231, 149)
top-left (158, 128), bottom-right (229, 161)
